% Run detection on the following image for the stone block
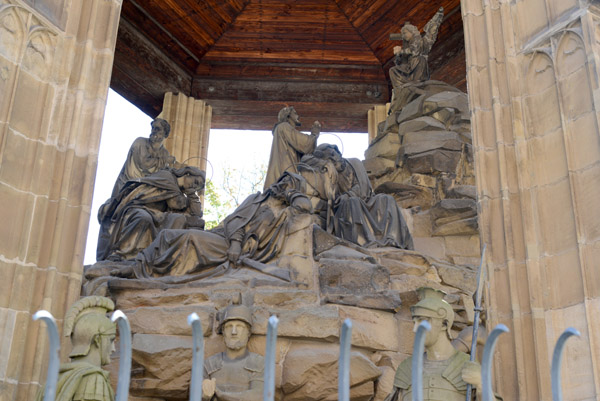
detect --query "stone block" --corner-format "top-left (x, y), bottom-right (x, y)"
top-left (571, 166), bottom-right (600, 241)
top-left (423, 91), bottom-right (469, 117)
top-left (115, 287), bottom-right (211, 310)
top-left (362, 157), bottom-right (395, 175)
top-left (0, 263), bottom-right (16, 308)
top-left (125, 305), bottom-right (215, 336)
top-left (9, 70), bottom-right (52, 141)
top-left (339, 305), bottom-right (400, 351)
top-left (444, 235), bottom-right (481, 257)
top-left (409, 212), bottom-right (432, 237)
top-left (543, 249), bottom-right (584, 309)
top-left (402, 130), bottom-right (464, 155)
top-left (406, 150), bottom-right (462, 174)
top-left (412, 237), bottom-right (446, 260)
top-left (398, 116), bottom-right (446, 136)
top-left (581, 242), bottom-right (600, 298)
top-left (365, 132), bottom-right (401, 160)
top-left (253, 289), bottom-right (319, 309)
top-left (281, 342), bottom-right (381, 401)
top-left (253, 306), bottom-right (340, 341)
top-left (396, 95), bottom-right (425, 125)
top-left (319, 258), bottom-right (389, 294)
top-left (559, 69), bottom-right (593, 121)
top-left (0, 183), bottom-right (35, 260)
top-left (409, 173), bottom-right (436, 188)
top-left (530, 129), bottom-right (568, 187)
top-left (565, 112), bottom-right (600, 171)
top-left (515, 0), bottom-right (549, 43)
top-left (436, 262), bottom-right (477, 294)
top-left (535, 179), bottom-right (578, 254)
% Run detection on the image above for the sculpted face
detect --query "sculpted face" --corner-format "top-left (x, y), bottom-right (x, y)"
top-left (288, 109), bottom-right (301, 127)
top-left (100, 333), bottom-right (116, 366)
top-left (413, 315), bottom-right (444, 348)
top-left (223, 320), bottom-right (250, 351)
top-left (150, 121), bottom-right (168, 144)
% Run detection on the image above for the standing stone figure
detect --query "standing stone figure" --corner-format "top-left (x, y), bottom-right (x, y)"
top-left (36, 296), bottom-right (116, 401)
top-left (264, 106), bottom-right (321, 189)
top-left (202, 305), bottom-right (263, 401)
top-left (389, 7), bottom-right (444, 87)
top-left (384, 288), bottom-right (481, 401)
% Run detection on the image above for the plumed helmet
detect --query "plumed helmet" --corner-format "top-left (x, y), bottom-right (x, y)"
top-left (410, 287), bottom-right (454, 328)
top-left (218, 304), bottom-right (253, 334)
top-left (64, 296), bottom-right (116, 358)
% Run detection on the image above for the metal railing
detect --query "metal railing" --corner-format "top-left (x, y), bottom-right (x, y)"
top-left (33, 310), bottom-right (581, 401)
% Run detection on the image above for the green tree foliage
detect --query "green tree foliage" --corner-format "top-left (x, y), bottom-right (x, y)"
top-left (203, 163), bottom-right (266, 229)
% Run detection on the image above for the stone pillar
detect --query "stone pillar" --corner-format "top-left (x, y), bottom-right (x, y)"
top-left (160, 92), bottom-right (212, 174)
top-left (462, 0), bottom-right (600, 399)
top-left (367, 104), bottom-right (388, 142)
top-left (0, 0), bottom-right (121, 400)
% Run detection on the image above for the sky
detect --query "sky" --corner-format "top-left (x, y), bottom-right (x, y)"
top-left (84, 89), bottom-right (368, 264)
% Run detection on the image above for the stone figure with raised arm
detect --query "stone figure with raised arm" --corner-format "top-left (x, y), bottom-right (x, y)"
top-left (264, 106), bottom-right (321, 189)
top-left (384, 287), bottom-right (483, 401)
top-left (389, 7), bottom-right (444, 87)
top-left (35, 296), bottom-right (116, 401)
top-left (202, 305), bottom-right (263, 401)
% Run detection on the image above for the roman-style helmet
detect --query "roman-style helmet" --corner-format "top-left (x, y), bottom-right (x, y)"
top-left (63, 296), bottom-right (116, 358)
top-left (217, 304), bottom-right (253, 334)
top-left (410, 287), bottom-right (454, 338)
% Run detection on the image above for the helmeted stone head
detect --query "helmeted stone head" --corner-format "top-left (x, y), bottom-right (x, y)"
top-left (410, 287), bottom-right (454, 341)
top-left (64, 296), bottom-right (116, 364)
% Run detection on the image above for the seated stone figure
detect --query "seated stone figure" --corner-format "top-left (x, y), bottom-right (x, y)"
top-left (202, 305), bottom-right (263, 401)
top-left (385, 288), bottom-right (484, 401)
top-left (36, 296), bottom-right (116, 401)
top-left (97, 166), bottom-right (205, 261)
top-left (112, 172), bottom-right (313, 280)
top-left (302, 144), bottom-right (413, 249)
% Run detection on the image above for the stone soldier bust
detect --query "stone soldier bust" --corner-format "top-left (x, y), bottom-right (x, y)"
top-left (385, 288), bottom-right (482, 401)
top-left (36, 296), bottom-right (117, 401)
top-left (202, 305), bottom-right (264, 401)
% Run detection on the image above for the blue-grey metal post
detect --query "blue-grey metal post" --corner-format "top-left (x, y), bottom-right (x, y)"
top-left (412, 320), bottom-right (431, 401)
top-left (264, 315), bottom-right (279, 401)
top-left (188, 312), bottom-right (205, 401)
top-left (481, 324), bottom-right (509, 401)
top-left (33, 310), bottom-right (60, 401)
top-left (111, 310), bottom-right (132, 401)
top-left (466, 244), bottom-right (486, 401)
top-left (338, 318), bottom-right (352, 401)
top-left (551, 327), bottom-right (580, 401)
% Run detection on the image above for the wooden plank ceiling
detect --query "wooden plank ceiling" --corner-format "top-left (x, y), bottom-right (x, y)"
top-left (111, 0), bottom-right (465, 132)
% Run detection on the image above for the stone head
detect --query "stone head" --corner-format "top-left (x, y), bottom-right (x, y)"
top-left (218, 305), bottom-right (253, 351)
top-left (64, 296), bottom-right (117, 366)
top-left (410, 287), bottom-right (454, 344)
top-left (278, 106), bottom-right (300, 127)
top-left (401, 23), bottom-right (419, 41)
top-left (150, 118), bottom-right (171, 143)
top-left (174, 166), bottom-right (206, 193)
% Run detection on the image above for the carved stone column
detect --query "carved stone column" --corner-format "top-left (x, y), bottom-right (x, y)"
top-left (160, 92), bottom-right (213, 174)
top-left (0, 0), bottom-right (121, 399)
top-left (462, 0), bottom-right (600, 399)
top-left (367, 104), bottom-right (388, 142)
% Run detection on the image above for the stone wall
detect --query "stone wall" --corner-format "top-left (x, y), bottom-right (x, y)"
top-left (0, 0), bottom-right (122, 399)
top-left (462, 0), bottom-right (600, 399)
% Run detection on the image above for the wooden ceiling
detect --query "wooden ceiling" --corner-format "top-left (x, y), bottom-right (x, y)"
top-left (111, 0), bottom-right (466, 132)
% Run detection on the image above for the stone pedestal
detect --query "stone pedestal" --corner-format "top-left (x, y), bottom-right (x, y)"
top-left (462, 0), bottom-right (600, 399)
top-left (0, 1), bottom-right (121, 400)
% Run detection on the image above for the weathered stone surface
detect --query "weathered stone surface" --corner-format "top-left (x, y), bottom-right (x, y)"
top-left (430, 199), bottom-right (478, 236)
top-left (281, 343), bottom-right (381, 401)
top-left (365, 131), bottom-right (401, 160)
top-left (396, 95), bottom-right (426, 124)
top-left (362, 157), bottom-right (396, 176)
top-left (319, 258), bottom-right (390, 293)
top-left (398, 116), bottom-right (446, 137)
top-left (254, 306), bottom-right (340, 341)
top-left (406, 149), bottom-right (462, 174)
top-left (339, 306), bottom-right (400, 351)
top-left (125, 305), bottom-right (215, 336)
top-left (402, 131), bottom-right (464, 155)
top-left (423, 91), bottom-right (469, 117)
top-left (435, 262), bottom-right (477, 294)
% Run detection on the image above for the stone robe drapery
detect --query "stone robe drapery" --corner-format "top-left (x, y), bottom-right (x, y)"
top-left (134, 173), bottom-right (310, 278)
top-left (334, 158), bottom-right (413, 249)
top-left (264, 121), bottom-right (318, 189)
top-left (111, 137), bottom-right (175, 197)
top-left (97, 170), bottom-right (199, 261)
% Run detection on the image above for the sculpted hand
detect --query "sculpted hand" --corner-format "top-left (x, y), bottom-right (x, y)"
top-left (461, 361), bottom-right (482, 389)
top-left (311, 121), bottom-right (321, 136)
top-left (202, 378), bottom-right (216, 398)
top-left (227, 241), bottom-right (242, 264)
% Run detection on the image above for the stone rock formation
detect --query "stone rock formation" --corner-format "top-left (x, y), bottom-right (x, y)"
top-left (364, 81), bottom-right (479, 267)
